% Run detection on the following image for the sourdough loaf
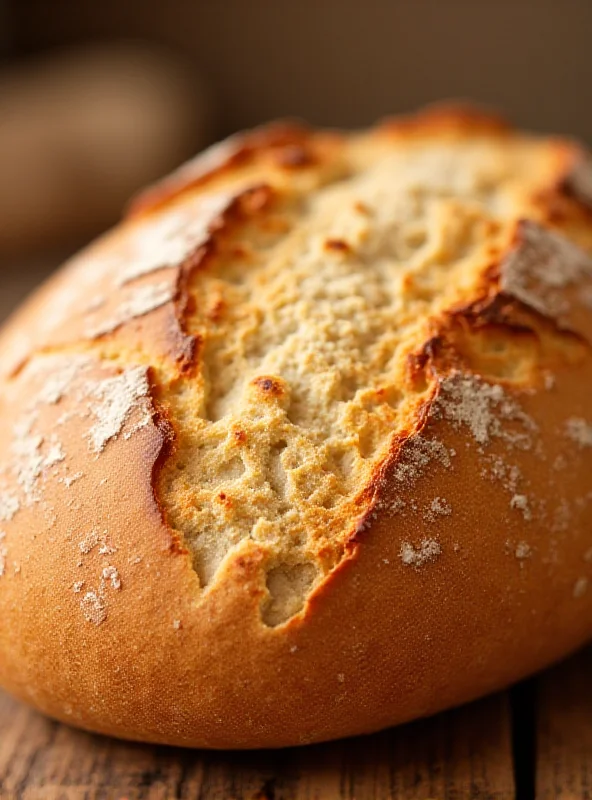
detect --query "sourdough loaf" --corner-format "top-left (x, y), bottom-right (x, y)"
top-left (0, 105), bottom-right (591, 748)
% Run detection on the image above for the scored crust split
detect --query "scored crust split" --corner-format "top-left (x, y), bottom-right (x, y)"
top-left (0, 104), bottom-right (591, 748)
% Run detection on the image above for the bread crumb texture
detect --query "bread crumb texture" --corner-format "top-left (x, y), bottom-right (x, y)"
top-left (1, 104), bottom-right (592, 631)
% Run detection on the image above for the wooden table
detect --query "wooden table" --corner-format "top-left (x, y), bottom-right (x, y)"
top-left (0, 648), bottom-right (590, 799)
top-left (1, 268), bottom-right (591, 799)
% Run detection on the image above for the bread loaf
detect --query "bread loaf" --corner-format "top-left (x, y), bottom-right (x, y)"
top-left (0, 104), bottom-right (591, 748)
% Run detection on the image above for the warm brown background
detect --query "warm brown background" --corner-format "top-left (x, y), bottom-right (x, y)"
top-left (8, 0), bottom-right (592, 141)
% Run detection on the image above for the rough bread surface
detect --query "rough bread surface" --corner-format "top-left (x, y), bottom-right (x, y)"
top-left (0, 105), bottom-right (591, 748)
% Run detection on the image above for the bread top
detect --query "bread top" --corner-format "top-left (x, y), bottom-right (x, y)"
top-left (1, 104), bottom-right (592, 630)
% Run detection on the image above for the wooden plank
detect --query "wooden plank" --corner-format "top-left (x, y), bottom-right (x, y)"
top-left (0, 688), bottom-right (515, 799)
top-left (536, 646), bottom-right (592, 800)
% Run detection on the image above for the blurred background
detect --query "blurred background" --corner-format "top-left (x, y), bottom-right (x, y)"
top-left (1, 0), bottom-right (592, 323)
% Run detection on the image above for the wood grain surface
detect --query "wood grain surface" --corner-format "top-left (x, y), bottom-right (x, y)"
top-left (536, 647), bottom-right (592, 800)
top-left (0, 687), bottom-right (515, 800)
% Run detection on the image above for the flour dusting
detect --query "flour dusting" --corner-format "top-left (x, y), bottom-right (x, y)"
top-left (79, 530), bottom-right (100, 555)
top-left (0, 355), bottom-right (153, 525)
top-left (514, 541), bottom-right (532, 560)
top-left (434, 373), bottom-right (536, 447)
top-left (36, 357), bottom-right (91, 405)
top-left (102, 566), bottom-right (122, 590)
top-left (400, 538), bottom-right (442, 567)
top-left (565, 417), bottom-right (592, 448)
top-left (391, 436), bottom-right (451, 487)
top-left (117, 191), bottom-right (233, 285)
top-left (87, 281), bottom-right (175, 338)
top-left (500, 220), bottom-right (592, 324)
top-left (80, 591), bottom-right (107, 626)
top-left (11, 430), bottom-right (66, 504)
top-left (573, 577), bottom-right (589, 599)
top-left (0, 492), bottom-right (20, 522)
top-left (0, 532), bottom-right (6, 578)
top-left (510, 494), bottom-right (532, 521)
top-left (424, 497), bottom-right (452, 522)
top-left (61, 472), bottom-right (83, 488)
top-left (86, 367), bottom-right (151, 453)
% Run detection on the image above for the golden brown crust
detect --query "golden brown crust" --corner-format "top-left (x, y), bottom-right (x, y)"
top-left (379, 100), bottom-right (513, 138)
top-left (0, 105), bottom-right (591, 748)
top-left (129, 120), bottom-right (339, 218)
